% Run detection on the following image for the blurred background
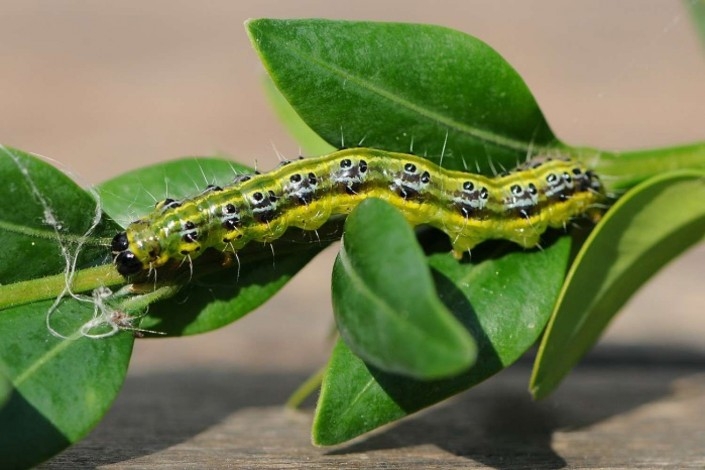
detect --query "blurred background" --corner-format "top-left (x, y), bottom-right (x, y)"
top-left (1, 0), bottom-right (703, 377)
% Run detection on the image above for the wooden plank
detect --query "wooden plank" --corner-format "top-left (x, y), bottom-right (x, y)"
top-left (43, 349), bottom-right (705, 469)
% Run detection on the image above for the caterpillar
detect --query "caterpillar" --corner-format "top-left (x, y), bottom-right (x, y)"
top-left (111, 148), bottom-right (605, 276)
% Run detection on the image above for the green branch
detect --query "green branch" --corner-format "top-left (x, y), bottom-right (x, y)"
top-left (575, 141), bottom-right (705, 193)
top-left (0, 264), bottom-right (125, 310)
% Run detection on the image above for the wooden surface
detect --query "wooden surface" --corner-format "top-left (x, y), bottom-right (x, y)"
top-left (43, 347), bottom-right (705, 469)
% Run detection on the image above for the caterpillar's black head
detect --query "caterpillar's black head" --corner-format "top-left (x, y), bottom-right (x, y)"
top-left (111, 232), bottom-right (144, 276)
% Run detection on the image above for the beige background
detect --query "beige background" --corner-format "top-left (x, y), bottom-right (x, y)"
top-left (1, 1), bottom-right (704, 377)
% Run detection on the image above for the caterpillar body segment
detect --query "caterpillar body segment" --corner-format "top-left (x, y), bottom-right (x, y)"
top-left (112, 148), bottom-right (605, 276)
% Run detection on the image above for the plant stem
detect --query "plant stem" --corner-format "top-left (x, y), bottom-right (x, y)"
top-left (2, 142), bottom-right (703, 313)
top-left (285, 365), bottom-right (327, 409)
top-left (575, 142), bottom-right (705, 193)
top-left (0, 264), bottom-right (124, 310)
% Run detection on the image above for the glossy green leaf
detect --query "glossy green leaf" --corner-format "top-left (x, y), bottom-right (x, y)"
top-left (0, 147), bottom-right (133, 467)
top-left (247, 18), bottom-right (556, 174)
top-left (0, 301), bottom-right (134, 468)
top-left (314, 236), bottom-right (572, 445)
top-left (332, 199), bottom-right (476, 379)
top-left (530, 171), bottom-right (705, 398)
top-left (97, 158), bottom-right (334, 335)
top-left (0, 147), bottom-right (117, 283)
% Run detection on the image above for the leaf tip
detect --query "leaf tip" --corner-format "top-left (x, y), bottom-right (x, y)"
top-left (244, 18), bottom-right (269, 44)
top-left (528, 374), bottom-right (557, 401)
top-left (310, 413), bottom-right (343, 447)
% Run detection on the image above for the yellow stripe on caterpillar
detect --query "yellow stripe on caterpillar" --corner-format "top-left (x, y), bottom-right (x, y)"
top-left (111, 148), bottom-right (605, 276)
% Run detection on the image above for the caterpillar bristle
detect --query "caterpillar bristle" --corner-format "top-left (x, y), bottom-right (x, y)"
top-left (111, 148), bottom-right (606, 277)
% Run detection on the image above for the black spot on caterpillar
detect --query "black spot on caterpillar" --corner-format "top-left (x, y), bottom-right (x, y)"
top-left (111, 148), bottom-right (605, 276)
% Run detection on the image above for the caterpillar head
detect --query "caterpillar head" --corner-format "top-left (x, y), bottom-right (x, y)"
top-left (111, 220), bottom-right (162, 276)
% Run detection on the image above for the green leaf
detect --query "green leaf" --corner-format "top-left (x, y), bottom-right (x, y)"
top-left (139, 238), bottom-right (329, 335)
top-left (247, 18), bottom-right (556, 173)
top-left (530, 171), bottom-right (705, 398)
top-left (97, 157), bottom-right (334, 335)
top-left (97, 157), bottom-right (254, 225)
top-left (0, 147), bottom-right (118, 283)
top-left (0, 374), bottom-right (10, 410)
top-left (686, 0), bottom-right (705, 52)
top-left (262, 77), bottom-right (336, 156)
top-left (314, 236), bottom-right (571, 445)
top-left (0, 147), bottom-right (133, 467)
top-left (332, 199), bottom-right (476, 379)
top-left (0, 301), bottom-right (134, 468)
